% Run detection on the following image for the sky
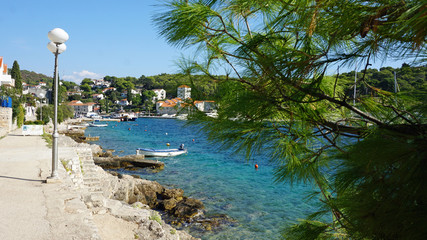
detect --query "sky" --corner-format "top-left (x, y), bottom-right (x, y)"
top-left (1, 0), bottom-right (412, 85)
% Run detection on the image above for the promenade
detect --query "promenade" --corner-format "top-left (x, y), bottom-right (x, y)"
top-left (0, 130), bottom-right (99, 240)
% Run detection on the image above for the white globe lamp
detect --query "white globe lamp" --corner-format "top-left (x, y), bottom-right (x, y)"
top-left (47, 42), bottom-right (67, 54)
top-left (48, 28), bottom-right (69, 44)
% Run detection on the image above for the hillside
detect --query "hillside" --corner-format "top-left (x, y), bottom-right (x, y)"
top-left (20, 70), bottom-right (52, 86)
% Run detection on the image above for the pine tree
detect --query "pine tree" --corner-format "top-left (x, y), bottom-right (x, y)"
top-left (155, 0), bottom-right (426, 239)
top-left (11, 60), bottom-right (22, 93)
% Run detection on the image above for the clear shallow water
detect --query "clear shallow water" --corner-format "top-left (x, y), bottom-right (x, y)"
top-left (86, 118), bottom-right (320, 239)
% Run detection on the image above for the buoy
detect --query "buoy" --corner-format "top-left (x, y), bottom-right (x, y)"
top-left (165, 133), bottom-right (168, 135)
top-left (192, 139), bottom-right (195, 142)
top-left (166, 143), bottom-right (170, 146)
top-left (145, 130), bottom-right (147, 131)
top-left (255, 164), bottom-right (259, 169)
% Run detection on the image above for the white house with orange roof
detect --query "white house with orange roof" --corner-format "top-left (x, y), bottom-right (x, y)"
top-left (102, 87), bottom-right (116, 93)
top-left (177, 85), bottom-right (191, 100)
top-left (0, 57), bottom-right (15, 87)
top-left (156, 98), bottom-right (183, 115)
top-left (92, 93), bottom-right (104, 100)
top-left (67, 100), bottom-right (97, 117)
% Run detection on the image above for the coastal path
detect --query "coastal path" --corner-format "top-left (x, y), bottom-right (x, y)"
top-left (0, 130), bottom-right (100, 240)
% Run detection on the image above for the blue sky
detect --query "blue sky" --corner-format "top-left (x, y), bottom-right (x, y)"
top-left (1, 0), bottom-right (411, 84)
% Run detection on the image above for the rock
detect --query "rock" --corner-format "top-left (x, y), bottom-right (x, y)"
top-left (131, 174), bottom-right (141, 179)
top-left (131, 202), bottom-right (150, 209)
top-left (131, 180), bottom-right (165, 207)
top-left (93, 156), bottom-right (164, 170)
top-left (90, 144), bottom-right (103, 156)
top-left (162, 198), bottom-right (178, 211)
top-left (173, 198), bottom-right (204, 220)
top-left (161, 188), bottom-right (184, 201)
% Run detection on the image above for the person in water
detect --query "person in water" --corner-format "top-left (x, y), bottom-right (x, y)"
top-left (179, 144), bottom-right (185, 150)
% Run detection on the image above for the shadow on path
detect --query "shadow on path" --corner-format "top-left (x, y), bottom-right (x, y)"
top-left (0, 175), bottom-right (43, 183)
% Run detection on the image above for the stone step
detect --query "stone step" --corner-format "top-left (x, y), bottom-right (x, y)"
top-left (83, 178), bottom-right (100, 183)
top-left (87, 187), bottom-right (103, 193)
top-left (84, 181), bottom-right (101, 187)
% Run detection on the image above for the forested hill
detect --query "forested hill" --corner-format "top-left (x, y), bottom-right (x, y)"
top-left (18, 64), bottom-right (425, 98)
top-left (337, 64), bottom-right (426, 95)
top-left (20, 70), bottom-right (52, 86)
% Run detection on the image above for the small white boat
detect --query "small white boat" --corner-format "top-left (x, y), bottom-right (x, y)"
top-left (88, 123), bottom-right (108, 127)
top-left (136, 144), bottom-right (187, 157)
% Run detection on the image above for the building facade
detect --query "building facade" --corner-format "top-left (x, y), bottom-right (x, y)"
top-left (152, 89), bottom-right (166, 103)
top-left (0, 57), bottom-right (15, 87)
top-left (67, 100), bottom-right (96, 117)
top-left (177, 85), bottom-right (191, 100)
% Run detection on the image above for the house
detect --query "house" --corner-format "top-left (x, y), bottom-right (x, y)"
top-left (39, 82), bottom-right (47, 87)
top-left (155, 97), bottom-right (191, 115)
top-left (152, 89), bottom-right (166, 103)
top-left (92, 93), bottom-right (104, 100)
top-left (92, 79), bottom-right (111, 88)
top-left (121, 89), bottom-right (140, 98)
top-left (177, 85), bottom-right (191, 100)
top-left (0, 57), bottom-right (15, 87)
top-left (102, 87), bottom-right (116, 93)
top-left (67, 100), bottom-right (97, 117)
top-left (194, 100), bottom-right (216, 112)
top-left (67, 91), bottom-right (82, 96)
top-left (118, 99), bottom-right (130, 106)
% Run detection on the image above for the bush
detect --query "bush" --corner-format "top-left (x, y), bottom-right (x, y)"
top-left (24, 120), bottom-right (44, 125)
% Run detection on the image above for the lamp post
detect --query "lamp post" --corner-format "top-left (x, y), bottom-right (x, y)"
top-left (47, 28), bottom-right (69, 179)
top-left (39, 93), bottom-right (45, 122)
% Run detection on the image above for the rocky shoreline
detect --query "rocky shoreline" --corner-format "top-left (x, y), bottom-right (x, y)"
top-left (58, 120), bottom-right (233, 238)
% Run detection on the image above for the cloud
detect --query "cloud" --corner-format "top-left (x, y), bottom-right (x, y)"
top-left (62, 70), bottom-right (104, 84)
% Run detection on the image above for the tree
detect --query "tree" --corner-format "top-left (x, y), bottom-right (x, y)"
top-left (11, 60), bottom-right (23, 93)
top-left (80, 78), bottom-right (93, 86)
top-left (127, 86), bottom-right (133, 103)
top-left (155, 1), bottom-right (426, 239)
top-left (16, 105), bottom-right (25, 128)
top-left (142, 90), bottom-right (156, 114)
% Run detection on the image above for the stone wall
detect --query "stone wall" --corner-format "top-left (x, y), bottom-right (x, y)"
top-left (0, 107), bottom-right (12, 137)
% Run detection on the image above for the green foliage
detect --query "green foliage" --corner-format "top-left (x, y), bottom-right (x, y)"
top-left (16, 105), bottom-right (25, 128)
top-left (155, 0), bottom-right (426, 239)
top-left (149, 213), bottom-right (162, 225)
top-left (80, 78), bottom-right (93, 86)
top-left (35, 105), bottom-right (73, 124)
top-left (42, 132), bottom-right (52, 148)
top-left (61, 80), bottom-right (78, 91)
top-left (19, 70), bottom-right (51, 87)
top-left (337, 65), bottom-right (426, 96)
top-left (11, 60), bottom-right (22, 92)
top-left (24, 120), bottom-right (44, 125)
top-left (332, 130), bottom-right (427, 239)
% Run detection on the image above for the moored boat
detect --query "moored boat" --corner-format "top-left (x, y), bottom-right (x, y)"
top-left (88, 122), bottom-right (108, 127)
top-left (136, 144), bottom-right (187, 157)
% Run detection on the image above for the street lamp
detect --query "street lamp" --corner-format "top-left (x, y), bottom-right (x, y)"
top-left (47, 28), bottom-right (69, 179)
top-left (39, 93), bottom-right (45, 122)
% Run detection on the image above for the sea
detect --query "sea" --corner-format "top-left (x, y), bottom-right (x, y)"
top-left (85, 118), bottom-right (321, 240)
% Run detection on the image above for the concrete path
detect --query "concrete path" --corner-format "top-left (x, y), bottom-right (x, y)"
top-left (0, 131), bottom-right (99, 240)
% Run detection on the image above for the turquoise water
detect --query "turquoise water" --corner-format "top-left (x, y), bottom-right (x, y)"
top-left (85, 118), bottom-right (320, 239)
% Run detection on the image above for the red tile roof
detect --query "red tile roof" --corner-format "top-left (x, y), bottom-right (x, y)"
top-left (178, 85), bottom-right (190, 88)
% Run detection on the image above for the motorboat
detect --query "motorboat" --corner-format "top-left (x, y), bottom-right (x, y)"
top-left (136, 144), bottom-right (187, 157)
top-left (88, 122), bottom-right (108, 127)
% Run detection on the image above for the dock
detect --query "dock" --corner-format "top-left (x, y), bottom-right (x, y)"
top-left (93, 155), bottom-right (164, 170)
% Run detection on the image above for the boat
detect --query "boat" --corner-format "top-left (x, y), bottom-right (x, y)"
top-left (111, 111), bottom-right (138, 121)
top-left (88, 122), bottom-right (108, 127)
top-left (136, 144), bottom-right (187, 157)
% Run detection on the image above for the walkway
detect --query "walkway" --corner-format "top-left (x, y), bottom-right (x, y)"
top-left (0, 131), bottom-right (99, 240)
